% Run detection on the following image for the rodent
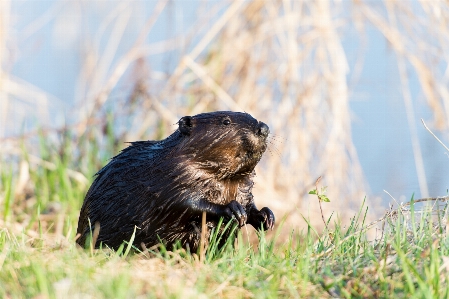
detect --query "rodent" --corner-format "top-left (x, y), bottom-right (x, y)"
top-left (76, 111), bottom-right (275, 252)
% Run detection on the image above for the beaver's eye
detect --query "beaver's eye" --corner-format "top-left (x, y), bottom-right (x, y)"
top-left (223, 119), bottom-right (231, 126)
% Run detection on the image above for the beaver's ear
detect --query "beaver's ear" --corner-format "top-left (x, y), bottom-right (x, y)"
top-left (178, 116), bottom-right (193, 135)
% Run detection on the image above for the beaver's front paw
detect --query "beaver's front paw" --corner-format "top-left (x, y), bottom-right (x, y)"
top-left (259, 207), bottom-right (275, 230)
top-left (222, 200), bottom-right (247, 227)
top-left (249, 207), bottom-right (275, 231)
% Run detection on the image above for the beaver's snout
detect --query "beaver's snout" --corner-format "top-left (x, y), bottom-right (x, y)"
top-left (257, 122), bottom-right (270, 138)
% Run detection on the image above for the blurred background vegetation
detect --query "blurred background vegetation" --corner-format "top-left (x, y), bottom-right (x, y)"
top-left (1, 0), bottom-right (449, 235)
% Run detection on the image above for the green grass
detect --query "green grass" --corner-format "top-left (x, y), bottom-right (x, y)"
top-left (1, 203), bottom-right (448, 299)
top-left (1, 131), bottom-right (449, 298)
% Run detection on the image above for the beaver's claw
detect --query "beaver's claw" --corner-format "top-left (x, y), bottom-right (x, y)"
top-left (223, 200), bottom-right (247, 227)
top-left (259, 207), bottom-right (275, 231)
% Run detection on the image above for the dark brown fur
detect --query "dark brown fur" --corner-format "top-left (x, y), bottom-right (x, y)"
top-left (76, 111), bottom-right (274, 252)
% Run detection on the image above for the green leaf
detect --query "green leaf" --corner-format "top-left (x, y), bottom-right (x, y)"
top-left (123, 225), bottom-right (137, 258)
top-left (308, 190), bottom-right (317, 195)
top-left (319, 195), bottom-right (330, 202)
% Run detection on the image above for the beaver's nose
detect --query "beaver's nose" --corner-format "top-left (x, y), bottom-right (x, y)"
top-left (257, 121), bottom-right (270, 138)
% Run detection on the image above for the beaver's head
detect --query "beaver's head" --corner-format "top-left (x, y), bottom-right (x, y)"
top-left (177, 111), bottom-right (269, 179)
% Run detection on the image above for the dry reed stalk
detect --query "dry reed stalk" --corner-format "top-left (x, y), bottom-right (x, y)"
top-left (361, 1), bottom-right (449, 131)
top-left (397, 53), bottom-right (429, 198)
top-left (76, 1), bottom-right (173, 135)
top-left (0, 1), bottom-right (64, 139)
top-left (421, 118), bottom-right (449, 153)
top-left (199, 211), bottom-right (206, 263)
top-left (0, 0), bottom-right (9, 138)
top-left (381, 2), bottom-right (429, 198)
top-left (91, 221), bottom-right (101, 254)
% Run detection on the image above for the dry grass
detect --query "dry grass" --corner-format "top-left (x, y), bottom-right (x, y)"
top-left (1, 1), bottom-right (449, 234)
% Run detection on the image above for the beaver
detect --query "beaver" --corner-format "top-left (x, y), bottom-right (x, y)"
top-left (76, 111), bottom-right (275, 252)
